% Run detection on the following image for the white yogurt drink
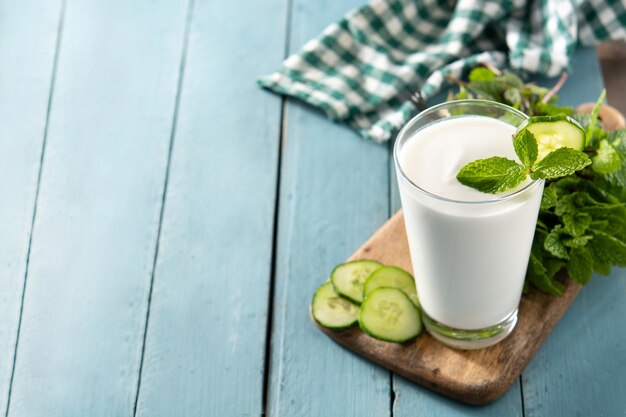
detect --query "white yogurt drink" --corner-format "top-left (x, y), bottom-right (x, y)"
top-left (394, 100), bottom-right (544, 349)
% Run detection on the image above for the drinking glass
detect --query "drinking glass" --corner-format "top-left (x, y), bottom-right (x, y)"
top-left (393, 100), bottom-right (543, 349)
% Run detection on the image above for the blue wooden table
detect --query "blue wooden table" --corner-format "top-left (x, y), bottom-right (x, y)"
top-left (1, 1), bottom-right (625, 416)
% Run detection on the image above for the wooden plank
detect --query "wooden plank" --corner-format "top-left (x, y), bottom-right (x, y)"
top-left (393, 377), bottom-right (523, 417)
top-left (6, 1), bottom-right (190, 416)
top-left (267, 1), bottom-right (392, 415)
top-left (0, 0), bottom-right (63, 413)
top-left (523, 273), bottom-right (626, 416)
top-left (522, 48), bottom-right (626, 416)
top-left (314, 211), bottom-right (578, 406)
top-left (269, 105), bottom-right (391, 416)
top-left (133, 0), bottom-right (288, 415)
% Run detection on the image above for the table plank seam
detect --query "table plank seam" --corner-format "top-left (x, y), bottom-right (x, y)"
top-left (261, 98), bottom-right (288, 417)
top-left (387, 141), bottom-right (396, 417)
top-left (520, 375), bottom-right (527, 417)
top-left (131, 0), bottom-right (196, 415)
top-left (262, 3), bottom-right (294, 415)
top-left (3, 1), bottom-right (67, 415)
top-left (389, 372), bottom-right (395, 417)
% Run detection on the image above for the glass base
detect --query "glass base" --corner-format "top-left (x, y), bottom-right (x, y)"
top-left (421, 309), bottom-right (518, 350)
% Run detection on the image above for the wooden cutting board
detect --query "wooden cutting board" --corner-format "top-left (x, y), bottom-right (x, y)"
top-left (312, 210), bottom-right (580, 405)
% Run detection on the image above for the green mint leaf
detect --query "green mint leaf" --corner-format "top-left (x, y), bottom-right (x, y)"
top-left (554, 193), bottom-right (578, 216)
top-left (527, 255), bottom-right (566, 296)
top-left (454, 86), bottom-right (471, 100)
top-left (527, 259), bottom-right (565, 295)
top-left (545, 258), bottom-right (567, 279)
top-left (602, 130), bottom-right (626, 187)
top-left (504, 88), bottom-right (522, 108)
top-left (564, 235), bottom-right (593, 248)
top-left (536, 218), bottom-right (548, 231)
top-left (496, 73), bottom-right (523, 88)
top-left (466, 81), bottom-right (501, 101)
top-left (540, 184), bottom-right (558, 210)
top-left (608, 128), bottom-right (626, 142)
top-left (544, 227), bottom-right (569, 259)
top-left (567, 246), bottom-right (594, 285)
top-left (468, 67), bottom-right (495, 82)
top-left (466, 72), bottom-right (524, 102)
top-left (563, 212), bottom-right (592, 237)
top-left (589, 229), bottom-right (626, 266)
top-left (526, 254), bottom-right (552, 294)
top-left (590, 219), bottom-right (610, 231)
top-left (534, 102), bottom-right (573, 117)
top-left (456, 157), bottom-right (527, 194)
top-left (526, 230), bottom-right (565, 296)
top-left (594, 258), bottom-right (612, 275)
top-left (525, 84), bottom-right (549, 96)
top-left (530, 147), bottom-right (591, 180)
top-left (513, 129), bottom-right (538, 167)
top-left (586, 89), bottom-right (606, 146)
top-left (592, 139), bottom-right (621, 174)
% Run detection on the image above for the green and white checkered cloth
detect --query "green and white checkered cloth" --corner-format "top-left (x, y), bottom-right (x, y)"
top-left (258, 0), bottom-right (626, 142)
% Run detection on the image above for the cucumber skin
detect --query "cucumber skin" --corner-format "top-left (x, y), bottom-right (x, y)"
top-left (358, 287), bottom-right (423, 343)
top-left (311, 308), bottom-right (357, 330)
top-left (527, 115), bottom-right (583, 125)
top-left (311, 282), bottom-right (359, 330)
top-left (330, 259), bottom-right (383, 304)
top-left (363, 265), bottom-right (419, 307)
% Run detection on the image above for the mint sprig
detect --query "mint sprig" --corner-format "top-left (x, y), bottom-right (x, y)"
top-left (513, 129), bottom-right (538, 167)
top-left (447, 66), bottom-right (573, 117)
top-left (456, 126), bottom-right (591, 194)
top-left (530, 147), bottom-right (591, 179)
top-left (454, 157), bottom-right (527, 194)
top-left (450, 68), bottom-right (626, 295)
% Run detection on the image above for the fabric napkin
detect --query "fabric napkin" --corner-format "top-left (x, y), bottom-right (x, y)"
top-left (258, 0), bottom-right (626, 142)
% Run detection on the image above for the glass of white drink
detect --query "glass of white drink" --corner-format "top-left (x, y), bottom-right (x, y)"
top-left (394, 100), bottom-right (544, 349)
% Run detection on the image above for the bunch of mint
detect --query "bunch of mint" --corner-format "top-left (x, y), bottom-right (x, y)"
top-left (447, 65), bottom-right (572, 117)
top-left (450, 69), bottom-right (626, 295)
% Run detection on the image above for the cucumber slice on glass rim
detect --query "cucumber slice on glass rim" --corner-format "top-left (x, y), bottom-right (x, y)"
top-left (331, 260), bottom-right (382, 304)
top-left (311, 282), bottom-right (359, 330)
top-left (359, 287), bottom-right (422, 343)
top-left (520, 115), bottom-right (585, 161)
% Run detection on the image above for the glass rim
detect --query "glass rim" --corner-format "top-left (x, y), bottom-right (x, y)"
top-left (393, 99), bottom-right (543, 205)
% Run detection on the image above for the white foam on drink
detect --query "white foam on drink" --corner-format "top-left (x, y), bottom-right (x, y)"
top-left (399, 116), bottom-right (524, 201)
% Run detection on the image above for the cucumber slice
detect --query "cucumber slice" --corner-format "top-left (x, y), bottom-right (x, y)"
top-left (359, 287), bottom-right (422, 342)
top-left (311, 282), bottom-right (359, 329)
top-left (331, 260), bottom-right (382, 304)
top-left (363, 266), bottom-right (419, 307)
top-left (520, 115), bottom-right (585, 161)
